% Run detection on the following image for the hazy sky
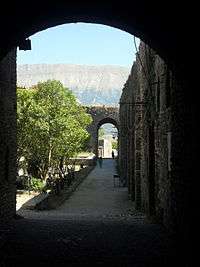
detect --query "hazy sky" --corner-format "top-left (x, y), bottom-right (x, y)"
top-left (17, 23), bottom-right (140, 66)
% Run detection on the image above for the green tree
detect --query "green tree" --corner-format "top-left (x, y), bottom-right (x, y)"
top-left (17, 80), bottom-right (92, 180)
top-left (17, 87), bottom-right (35, 164)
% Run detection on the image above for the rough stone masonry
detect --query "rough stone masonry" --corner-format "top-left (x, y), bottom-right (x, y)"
top-left (119, 41), bottom-right (190, 241)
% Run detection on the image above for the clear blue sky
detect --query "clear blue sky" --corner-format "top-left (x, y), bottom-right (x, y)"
top-left (17, 23), bottom-right (140, 66)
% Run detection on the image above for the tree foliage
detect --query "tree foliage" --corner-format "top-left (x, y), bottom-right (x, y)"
top-left (112, 140), bottom-right (118, 150)
top-left (98, 127), bottom-right (105, 138)
top-left (17, 80), bottom-right (92, 180)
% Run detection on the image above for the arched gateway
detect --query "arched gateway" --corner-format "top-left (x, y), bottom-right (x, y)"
top-left (86, 105), bottom-right (119, 156)
top-left (0, 3), bottom-right (196, 259)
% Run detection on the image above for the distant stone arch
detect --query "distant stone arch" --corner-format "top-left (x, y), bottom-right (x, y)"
top-left (86, 105), bottom-right (119, 156)
top-left (97, 117), bottom-right (119, 130)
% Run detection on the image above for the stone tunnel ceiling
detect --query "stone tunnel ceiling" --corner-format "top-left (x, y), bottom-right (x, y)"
top-left (0, 1), bottom-right (192, 74)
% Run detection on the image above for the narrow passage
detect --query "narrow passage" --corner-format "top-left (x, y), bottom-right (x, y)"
top-left (2, 160), bottom-right (178, 266)
top-left (56, 159), bottom-right (136, 218)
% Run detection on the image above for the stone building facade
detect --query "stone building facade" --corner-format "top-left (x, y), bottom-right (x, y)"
top-left (119, 42), bottom-right (188, 233)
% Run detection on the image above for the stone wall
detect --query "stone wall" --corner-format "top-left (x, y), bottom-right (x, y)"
top-left (119, 41), bottom-right (190, 235)
top-left (67, 158), bottom-right (96, 166)
top-left (0, 50), bottom-right (17, 224)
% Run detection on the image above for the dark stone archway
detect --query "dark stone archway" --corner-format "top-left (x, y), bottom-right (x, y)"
top-left (0, 3), bottom-right (197, 263)
top-left (86, 105), bottom-right (119, 156)
top-left (0, 1), bottom-right (195, 75)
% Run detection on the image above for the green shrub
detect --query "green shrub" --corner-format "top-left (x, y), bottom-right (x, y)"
top-left (29, 177), bottom-right (44, 192)
top-left (16, 176), bottom-right (45, 192)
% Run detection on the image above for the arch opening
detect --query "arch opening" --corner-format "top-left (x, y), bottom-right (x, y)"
top-left (97, 122), bottom-right (118, 159)
top-left (15, 23), bottom-right (124, 216)
top-left (0, 6), bottom-right (194, 264)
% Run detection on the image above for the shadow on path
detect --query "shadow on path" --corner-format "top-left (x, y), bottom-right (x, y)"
top-left (2, 160), bottom-right (181, 266)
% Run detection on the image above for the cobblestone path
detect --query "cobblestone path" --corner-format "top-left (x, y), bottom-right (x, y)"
top-left (2, 160), bottom-right (180, 266)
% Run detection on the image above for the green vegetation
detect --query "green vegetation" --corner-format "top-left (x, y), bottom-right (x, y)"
top-left (98, 127), bottom-right (105, 138)
top-left (112, 140), bottom-right (118, 150)
top-left (29, 177), bottom-right (45, 192)
top-left (16, 176), bottom-right (45, 192)
top-left (17, 80), bottom-right (92, 181)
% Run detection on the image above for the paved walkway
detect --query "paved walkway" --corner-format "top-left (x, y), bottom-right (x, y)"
top-left (17, 159), bottom-right (141, 220)
top-left (1, 160), bottom-right (181, 266)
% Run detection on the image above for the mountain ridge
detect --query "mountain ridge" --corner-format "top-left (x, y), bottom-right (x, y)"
top-left (17, 64), bottom-right (131, 105)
